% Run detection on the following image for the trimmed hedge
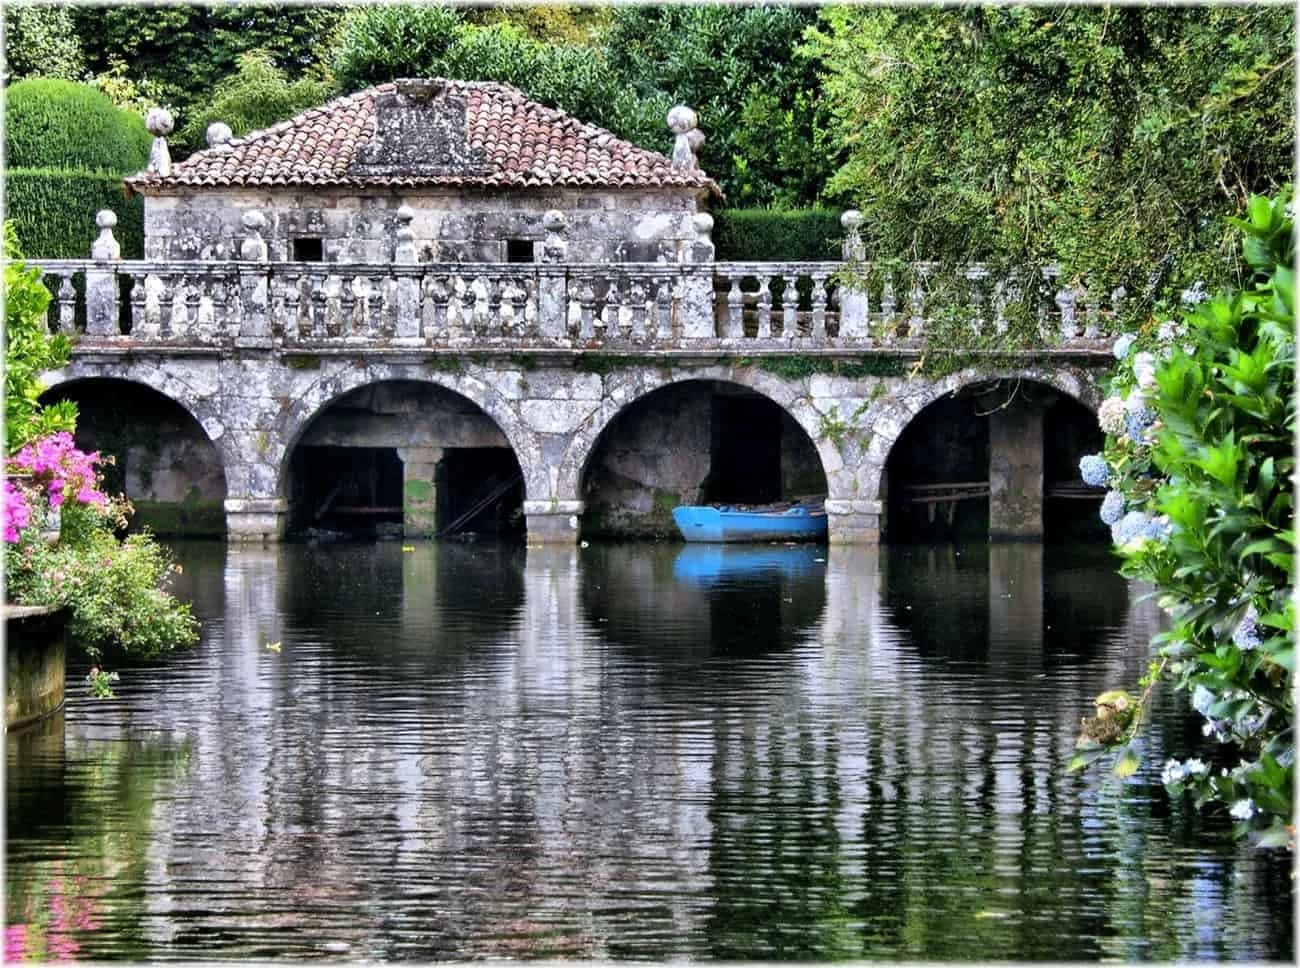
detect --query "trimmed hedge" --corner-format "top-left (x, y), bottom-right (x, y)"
top-left (713, 208), bottom-right (843, 262)
top-left (6, 170), bottom-right (144, 259)
top-left (5, 78), bottom-right (152, 174)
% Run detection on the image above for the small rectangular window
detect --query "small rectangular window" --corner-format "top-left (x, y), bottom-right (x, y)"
top-left (506, 239), bottom-right (534, 263)
top-left (293, 238), bottom-right (324, 262)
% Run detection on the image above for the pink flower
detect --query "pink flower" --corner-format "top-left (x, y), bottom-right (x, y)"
top-left (4, 923), bottom-right (28, 961)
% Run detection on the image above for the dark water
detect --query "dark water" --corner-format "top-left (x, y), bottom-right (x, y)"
top-left (5, 541), bottom-right (1293, 961)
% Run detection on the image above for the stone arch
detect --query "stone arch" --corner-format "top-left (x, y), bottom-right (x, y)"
top-left (557, 364), bottom-right (841, 502)
top-left (41, 363), bottom-right (231, 490)
top-left (858, 365), bottom-right (1103, 504)
top-left (272, 363), bottom-right (537, 501)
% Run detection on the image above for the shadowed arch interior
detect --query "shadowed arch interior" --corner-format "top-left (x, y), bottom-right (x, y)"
top-left (284, 379), bottom-right (525, 540)
top-left (579, 379), bottom-right (828, 539)
top-left (883, 378), bottom-right (1105, 543)
top-left (39, 378), bottom-right (228, 537)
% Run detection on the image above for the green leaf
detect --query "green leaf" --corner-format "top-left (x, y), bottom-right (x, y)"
top-left (1113, 747), bottom-right (1140, 779)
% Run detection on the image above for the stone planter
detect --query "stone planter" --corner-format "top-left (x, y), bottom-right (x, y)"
top-left (4, 605), bottom-right (68, 731)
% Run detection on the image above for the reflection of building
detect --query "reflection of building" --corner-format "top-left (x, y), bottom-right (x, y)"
top-left (36, 541), bottom-right (1282, 960)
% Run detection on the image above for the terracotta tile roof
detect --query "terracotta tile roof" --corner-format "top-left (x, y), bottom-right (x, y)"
top-left (125, 78), bottom-right (719, 195)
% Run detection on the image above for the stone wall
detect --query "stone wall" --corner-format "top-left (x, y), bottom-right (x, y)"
top-left (49, 352), bottom-right (1104, 544)
top-left (143, 187), bottom-right (703, 264)
top-left (5, 606), bottom-right (67, 730)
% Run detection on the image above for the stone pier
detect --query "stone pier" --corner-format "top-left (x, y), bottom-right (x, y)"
top-left (988, 397), bottom-right (1045, 540)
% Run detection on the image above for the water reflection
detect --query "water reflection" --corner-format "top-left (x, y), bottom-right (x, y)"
top-left (3, 540), bottom-right (1291, 961)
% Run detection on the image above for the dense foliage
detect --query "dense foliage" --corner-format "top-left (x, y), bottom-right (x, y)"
top-left (6, 169), bottom-right (144, 259)
top-left (2, 5), bottom-right (85, 82)
top-left (713, 209), bottom-right (841, 262)
top-left (1070, 194), bottom-right (1294, 849)
top-left (69, 4), bottom-right (342, 154)
top-left (5, 78), bottom-right (152, 174)
top-left (178, 51), bottom-right (331, 147)
top-left (3, 223), bottom-right (75, 453)
top-left (804, 6), bottom-right (1294, 302)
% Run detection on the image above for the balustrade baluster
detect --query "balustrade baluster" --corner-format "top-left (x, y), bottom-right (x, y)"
top-left (280, 273), bottom-right (300, 341)
top-left (459, 281), bottom-right (478, 336)
top-left (205, 276), bottom-right (226, 340)
top-left (756, 276), bottom-right (772, 339)
top-left (781, 272), bottom-right (799, 338)
top-left (183, 281), bottom-right (201, 339)
top-left (908, 271), bottom-right (926, 339)
top-left (1055, 286), bottom-right (1078, 340)
top-left (726, 275), bottom-right (744, 339)
top-left (1082, 286), bottom-right (1099, 338)
top-left (629, 279), bottom-right (647, 340)
top-left (965, 267), bottom-right (988, 338)
top-left (128, 272), bottom-right (150, 338)
top-left (340, 276), bottom-right (358, 338)
top-left (578, 279), bottom-right (597, 340)
top-left (810, 272), bottom-right (828, 340)
top-left (485, 275), bottom-right (503, 338)
top-left (655, 276), bottom-right (673, 340)
top-left (309, 279), bottom-right (327, 339)
top-left (602, 277), bottom-right (623, 340)
top-left (430, 278), bottom-right (451, 339)
top-left (508, 275), bottom-right (531, 338)
top-left (57, 274), bottom-right (77, 335)
top-left (880, 279), bottom-right (897, 342)
top-left (156, 277), bottom-right (176, 339)
top-left (1109, 286), bottom-right (1126, 337)
top-left (367, 280), bottom-right (385, 338)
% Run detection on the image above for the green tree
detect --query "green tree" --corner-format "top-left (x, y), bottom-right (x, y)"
top-left (2, 4), bottom-right (85, 82)
top-left (804, 6), bottom-right (1294, 303)
top-left (71, 4), bottom-right (342, 153)
top-left (178, 50), bottom-right (332, 147)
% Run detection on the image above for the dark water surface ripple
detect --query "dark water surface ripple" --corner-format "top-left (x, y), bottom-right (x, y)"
top-left (5, 541), bottom-right (1293, 961)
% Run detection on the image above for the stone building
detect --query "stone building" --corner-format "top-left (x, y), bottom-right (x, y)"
top-left (40, 77), bottom-right (1113, 543)
top-left (124, 77), bottom-right (720, 265)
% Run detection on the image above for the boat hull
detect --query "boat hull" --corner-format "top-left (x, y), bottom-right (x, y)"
top-left (672, 504), bottom-right (828, 543)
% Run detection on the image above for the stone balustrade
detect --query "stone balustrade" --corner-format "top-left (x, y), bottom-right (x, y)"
top-left (33, 257), bottom-right (1124, 352)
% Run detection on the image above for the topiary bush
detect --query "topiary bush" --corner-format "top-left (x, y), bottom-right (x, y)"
top-left (713, 209), bottom-right (842, 262)
top-left (5, 170), bottom-right (144, 259)
top-left (5, 78), bottom-right (151, 174)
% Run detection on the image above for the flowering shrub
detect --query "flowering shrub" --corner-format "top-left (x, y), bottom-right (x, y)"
top-left (3, 228), bottom-right (199, 675)
top-left (1070, 194), bottom-right (1294, 849)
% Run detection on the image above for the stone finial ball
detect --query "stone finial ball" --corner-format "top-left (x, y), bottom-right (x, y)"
top-left (396, 204), bottom-right (415, 224)
top-left (206, 122), bottom-right (233, 147)
top-left (146, 107), bottom-right (175, 137)
top-left (96, 209), bottom-right (118, 230)
top-left (666, 105), bottom-right (698, 134)
top-left (241, 209), bottom-right (267, 232)
top-left (692, 212), bottom-right (714, 235)
top-left (841, 209), bottom-right (864, 230)
top-left (542, 209), bottom-right (567, 233)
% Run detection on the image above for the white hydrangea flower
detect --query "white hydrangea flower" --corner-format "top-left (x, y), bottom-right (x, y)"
top-left (1112, 332), bottom-right (1137, 359)
top-left (1229, 799), bottom-right (1256, 821)
top-left (1133, 351), bottom-right (1158, 390)
top-left (1098, 396), bottom-right (1127, 435)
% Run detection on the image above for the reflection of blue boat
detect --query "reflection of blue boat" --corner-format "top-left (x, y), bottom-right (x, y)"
top-left (673, 543), bottom-right (825, 585)
top-left (672, 500), bottom-right (828, 543)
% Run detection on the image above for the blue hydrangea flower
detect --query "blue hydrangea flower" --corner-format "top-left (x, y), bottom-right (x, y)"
top-left (1191, 683), bottom-right (1216, 717)
top-left (1143, 515), bottom-right (1172, 543)
top-left (1229, 799), bottom-right (1256, 821)
top-left (1111, 510), bottom-right (1151, 545)
top-left (1079, 454), bottom-right (1109, 487)
top-left (1113, 332), bottom-right (1137, 359)
top-left (1099, 490), bottom-right (1125, 525)
top-left (1161, 758), bottom-right (1187, 786)
top-left (1232, 606), bottom-right (1261, 651)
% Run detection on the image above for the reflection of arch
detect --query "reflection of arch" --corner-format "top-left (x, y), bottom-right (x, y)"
top-left (273, 369), bottom-right (534, 500)
top-left (862, 366), bottom-right (1101, 502)
top-left (41, 368), bottom-right (230, 491)
top-left (559, 367), bottom-right (838, 500)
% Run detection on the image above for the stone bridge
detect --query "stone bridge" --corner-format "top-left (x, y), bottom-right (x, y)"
top-left (35, 213), bottom-right (1116, 543)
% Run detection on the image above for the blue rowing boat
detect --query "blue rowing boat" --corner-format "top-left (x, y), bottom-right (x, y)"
top-left (672, 499), bottom-right (828, 543)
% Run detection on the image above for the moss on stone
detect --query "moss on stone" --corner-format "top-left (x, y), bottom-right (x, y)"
top-left (128, 498), bottom-right (226, 537)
